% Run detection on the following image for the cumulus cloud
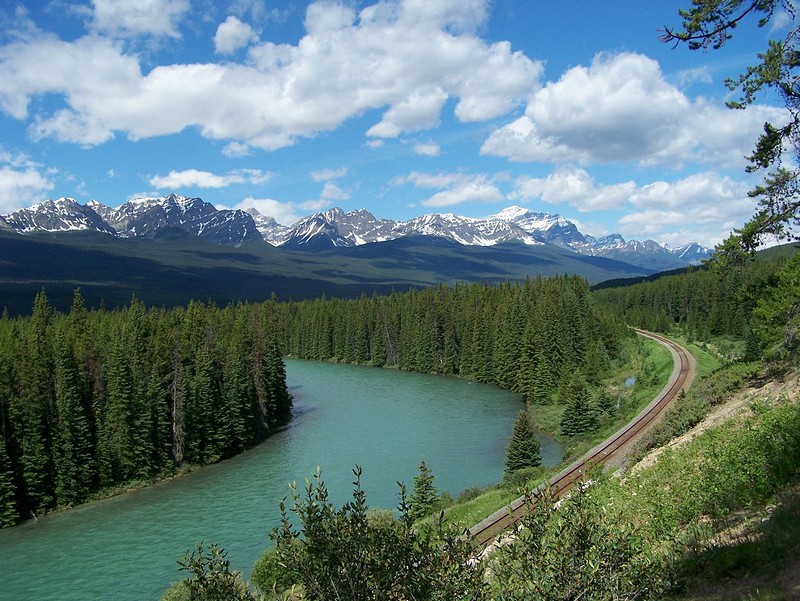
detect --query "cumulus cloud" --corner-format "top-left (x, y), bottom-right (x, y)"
top-left (0, 160), bottom-right (54, 213)
top-left (90, 0), bottom-right (190, 38)
top-left (511, 167), bottom-right (635, 211)
top-left (0, 0), bottom-right (541, 150)
top-left (234, 197), bottom-right (304, 226)
top-left (506, 164), bottom-right (756, 246)
top-left (395, 170), bottom-right (504, 208)
top-left (214, 16), bottom-right (256, 54)
top-left (617, 173), bottom-right (754, 246)
top-left (149, 168), bottom-right (272, 189)
top-left (233, 196), bottom-right (332, 225)
top-left (320, 181), bottom-right (350, 201)
top-left (481, 52), bottom-right (782, 169)
top-left (414, 141), bottom-right (441, 156)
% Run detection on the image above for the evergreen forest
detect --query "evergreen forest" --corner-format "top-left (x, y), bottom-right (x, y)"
top-left (0, 274), bottom-right (627, 527)
top-left (0, 291), bottom-right (291, 526)
top-left (277, 275), bottom-right (628, 400)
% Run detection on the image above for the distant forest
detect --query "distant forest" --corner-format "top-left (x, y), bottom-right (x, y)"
top-left (276, 275), bottom-right (628, 398)
top-left (594, 248), bottom-right (798, 351)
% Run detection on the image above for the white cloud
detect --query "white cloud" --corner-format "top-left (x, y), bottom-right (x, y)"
top-left (0, 0), bottom-right (541, 149)
top-left (311, 167), bottom-right (347, 182)
top-left (320, 181), bottom-right (350, 201)
top-left (234, 197), bottom-right (303, 226)
top-left (149, 168), bottom-right (272, 189)
top-left (422, 180), bottom-right (503, 208)
top-left (222, 141), bottom-right (252, 158)
top-left (299, 198), bottom-right (331, 212)
top-left (396, 170), bottom-right (504, 208)
top-left (90, 0), bottom-right (190, 38)
top-left (367, 87), bottom-right (448, 138)
top-left (512, 167), bottom-right (634, 211)
top-left (395, 171), bottom-right (465, 188)
top-left (618, 172), bottom-right (754, 246)
top-left (0, 165), bottom-right (55, 213)
top-left (414, 141), bottom-right (441, 157)
top-left (676, 66), bottom-right (712, 87)
top-left (481, 52), bottom-right (782, 169)
top-left (214, 16), bottom-right (256, 54)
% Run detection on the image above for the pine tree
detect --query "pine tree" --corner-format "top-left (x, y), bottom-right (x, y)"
top-left (0, 436), bottom-right (18, 526)
top-left (17, 291), bottom-right (56, 515)
top-left (408, 460), bottom-right (439, 522)
top-left (560, 372), bottom-right (599, 437)
top-left (504, 410), bottom-right (542, 474)
top-left (53, 333), bottom-right (95, 506)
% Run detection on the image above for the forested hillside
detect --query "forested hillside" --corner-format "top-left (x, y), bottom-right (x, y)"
top-left (0, 292), bottom-right (291, 527)
top-left (594, 248), bottom-right (799, 358)
top-left (277, 275), bottom-right (628, 401)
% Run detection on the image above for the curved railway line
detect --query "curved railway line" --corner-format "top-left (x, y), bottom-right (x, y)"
top-left (468, 329), bottom-right (696, 548)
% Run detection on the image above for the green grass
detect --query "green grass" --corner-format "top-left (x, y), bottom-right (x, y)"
top-left (435, 333), bottom-right (682, 530)
top-left (436, 487), bottom-right (522, 530)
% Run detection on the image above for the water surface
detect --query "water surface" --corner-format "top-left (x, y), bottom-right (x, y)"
top-left (0, 359), bottom-right (560, 600)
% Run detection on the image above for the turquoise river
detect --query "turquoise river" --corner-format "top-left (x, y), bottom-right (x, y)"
top-left (0, 358), bottom-right (561, 600)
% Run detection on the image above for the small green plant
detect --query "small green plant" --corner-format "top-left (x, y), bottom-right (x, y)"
top-left (175, 541), bottom-right (256, 601)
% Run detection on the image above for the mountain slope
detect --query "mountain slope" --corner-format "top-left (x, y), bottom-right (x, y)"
top-left (0, 230), bottom-right (653, 315)
top-left (2, 197), bottom-right (711, 271)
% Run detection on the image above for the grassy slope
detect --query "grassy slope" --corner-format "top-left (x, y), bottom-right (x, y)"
top-left (435, 335), bottom-right (686, 530)
top-left (437, 337), bottom-right (800, 599)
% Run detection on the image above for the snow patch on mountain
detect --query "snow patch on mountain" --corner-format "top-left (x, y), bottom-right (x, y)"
top-left (2, 196), bottom-right (712, 269)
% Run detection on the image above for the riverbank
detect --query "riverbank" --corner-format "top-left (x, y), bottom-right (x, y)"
top-left (0, 359), bottom-right (526, 601)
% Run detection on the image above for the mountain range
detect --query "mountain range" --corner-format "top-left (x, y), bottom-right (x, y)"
top-left (2, 194), bottom-right (710, 271)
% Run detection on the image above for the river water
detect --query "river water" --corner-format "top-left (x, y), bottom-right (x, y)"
top-left (0, 359), bottom-right (561, 600)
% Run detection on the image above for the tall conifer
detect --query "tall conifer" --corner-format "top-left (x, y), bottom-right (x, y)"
top-left (504, 410), bottom-right (541, 474)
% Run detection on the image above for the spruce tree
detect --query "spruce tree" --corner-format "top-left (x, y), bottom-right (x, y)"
top-left (53, 333), bottom-right (95, 506)
top-left (408, 460), bottom-right (439, 522)
top-left (560, 372), bottom-right (599, 437)
top-left (504, 410), bottom-right (542, 474)
top-left (17, 291), bottom-right (56, 515)
top-left (0, 436), bottom-right (18, 526)
top-left (100, 334), bottom-right (134, 482)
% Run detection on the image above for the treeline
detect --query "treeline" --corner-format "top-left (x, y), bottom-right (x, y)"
top-left (593, 254), bottom-right (791, 339)
top-left (0, 291), bottom-right (290, 527)
top-left (277, 276), bottom-right (628, 401)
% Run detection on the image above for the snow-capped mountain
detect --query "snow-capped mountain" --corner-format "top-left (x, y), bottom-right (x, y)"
top-left (4, 197), bottom-right (116, 235)
top-left (489, 206), bottom-right (585, 247)
top-left (4, 194), bottom-right (261, 246)
top-left (489, 206), bottom-right (711, 269)
top-left (398, 212), bottom-right (541, 246)
top-left (245, 208), bottom-right (292, 244)
top-left (280, 208), bottom-right (397, 249)
top-left (1, 197), bottom-right (711, 269)
top-left (264, 204), bottom-right (709, 269)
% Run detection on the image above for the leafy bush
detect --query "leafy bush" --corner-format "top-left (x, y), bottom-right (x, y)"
top-left (490, 482), bottom-right (671, 600)
top-left (171, 541), bottom-right (256, 601)
top-left (268, 466), bottom-right (487, 600)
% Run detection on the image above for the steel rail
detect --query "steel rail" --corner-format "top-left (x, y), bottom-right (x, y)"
top-left (468, 329), bottom-right (695, 548)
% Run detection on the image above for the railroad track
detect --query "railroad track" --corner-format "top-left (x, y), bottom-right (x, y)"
top-left (468, 329), bottom-right (696, 548)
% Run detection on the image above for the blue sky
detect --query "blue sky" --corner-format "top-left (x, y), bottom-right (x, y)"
top-left (0, 0), bottom-right (791, 247)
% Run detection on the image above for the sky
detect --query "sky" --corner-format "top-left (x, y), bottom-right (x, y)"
top-left (0, 0), bottom-right (793, 248)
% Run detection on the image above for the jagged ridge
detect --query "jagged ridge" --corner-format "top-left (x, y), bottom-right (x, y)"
top-left (2, 197), bottom-right (711, 269)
